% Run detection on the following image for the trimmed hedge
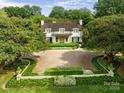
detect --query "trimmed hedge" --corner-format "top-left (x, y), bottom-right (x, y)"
top-left (92, 56), bottom-right (108, 73)
top-left (48, 43), bottom-right (79, 48)
top-left (44, 67), bottom-right (83, 75)
top-left (22, 60), bottom-right (38, 76)
top-left (7, 75), bottom-right (122, 88)
top-left (76, 75), bottom-right (121, 85)
top-left (7, 77), bottom-right (54, 88)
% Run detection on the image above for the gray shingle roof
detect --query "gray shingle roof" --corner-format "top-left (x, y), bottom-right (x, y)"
top-left (41, 22), bottom-right (83, 31)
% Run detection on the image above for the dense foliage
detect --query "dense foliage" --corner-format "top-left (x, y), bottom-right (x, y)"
top-left (94, 0), bottom-right (124, 17)
top-left (3, 5), bottom-right (41, 18)
top-left (49, 6), bottom-right (94, 25)
top-left (31, 15), bottom-right (74, 26)
top-left (84, 15), bottom-right (124, 62)
top-left (0, 15), bottom-right (47, 68)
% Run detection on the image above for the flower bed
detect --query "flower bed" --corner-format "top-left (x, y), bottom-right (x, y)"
top-left (54, 76), bottom-right (76, 87)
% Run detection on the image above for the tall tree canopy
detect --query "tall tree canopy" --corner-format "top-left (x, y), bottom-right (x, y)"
top-left (94, 0), bottom-right (124, 17)
top-left (3, 5), bottom-right (42, 18)
top-left (84, 15), bottom-right (124, 62)
top-left (49, 6), bottom-right (94, 25)
top-left (0, 16), bottom-right (47, 68)
top-left (49, 6), bottom-right (65, 18)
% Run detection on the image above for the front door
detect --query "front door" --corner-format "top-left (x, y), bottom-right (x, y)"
top-left (59, 37), bottom-right (64, 43)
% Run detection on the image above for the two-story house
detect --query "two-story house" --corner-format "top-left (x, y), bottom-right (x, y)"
top-left (41, 20), bottom-right (83, 43)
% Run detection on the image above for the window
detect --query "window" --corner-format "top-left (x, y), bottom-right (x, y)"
top-left (59, 28), bottom-right (65, 32)
top-left (45, 28), bottom-right (51, 33)
top-left (72, 37), bottom-right (74, 42)
top-left (73, 28), bottom-right (79, 33)
top-left (77, 37), bottom-right (80, 42)
top-left (56, 37), bottom-right (58, 42)
top-left (66, 37), bottom-right (68, 42)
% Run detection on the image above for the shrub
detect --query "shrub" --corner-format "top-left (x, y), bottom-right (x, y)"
top-left (44, 67), bottom-right (83, 75)
top-left (48, 43), bottom-right (79, 48)
top-left (3, 59), bottom-right (29, 70)
top-left (7, 76), bottom-right (54, 88)
top-left (83, 70), bottom-right (93, 75)
top-left (54, 76), bottom-right (76, 87)
top-left (16, 67), bottom-right (22, 75)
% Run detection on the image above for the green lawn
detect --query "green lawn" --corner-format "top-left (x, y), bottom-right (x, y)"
top-left (0, 71), bottom-right (124, 93)
top-left (1, 85), bottom-right (124, 93)
top-left (1, 55), bottom-right (124, 93)
top-left (0, 71), bottom-right (14, 89)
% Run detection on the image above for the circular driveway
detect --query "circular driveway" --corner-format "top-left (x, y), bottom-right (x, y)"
top-left (33, 49), bottom-right (100, 73)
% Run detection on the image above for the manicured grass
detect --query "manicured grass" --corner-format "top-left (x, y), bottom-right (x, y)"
top-left (7, 77), bottom-right (54, 88)
top-left (1, 85), bottom-right (124, 93)
top-left (44, 67), bottom-right (83, 75)
top-left (0, 71), bottom-right (14, 89)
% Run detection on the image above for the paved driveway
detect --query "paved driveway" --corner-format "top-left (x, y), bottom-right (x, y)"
top-left (33, 49), bottom-right (100, 73)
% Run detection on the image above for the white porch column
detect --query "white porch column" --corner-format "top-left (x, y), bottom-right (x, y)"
top-left (52, 36), bottom-right (56, 43)
top-left (79, 37), bottom-right (82, 42)
top-left (68, 36), bottom-right (72, 43)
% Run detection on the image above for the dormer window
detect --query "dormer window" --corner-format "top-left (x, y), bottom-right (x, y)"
top-left (59, 28), bottom-right (65, 32)
top-left (73, 28), bottom-right (79, 33)
top-left (45, 28), bottom-right (51, 33)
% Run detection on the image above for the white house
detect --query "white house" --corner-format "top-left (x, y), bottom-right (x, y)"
top-left (41, 20), bottom-right (83, 43)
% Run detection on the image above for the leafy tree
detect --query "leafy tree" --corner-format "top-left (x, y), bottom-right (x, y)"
top-left (30, 15), bottom-right (74, 25)
top-left (0, 16), bottom-right (47, 68)
top-left (0, 9), bottom-right (7, 17)
top-left (94, 0), bottom-right (124, 17)
top-left (3, 5), bottom-right (42, 18)
top-left (84, 15), bottom-right (124, 62)
top-left (49, 6), bottom-right (94, 25)
top-left (65, 8), bottom-right (94, 25)
top-left (49, 6), bottom-right (65, 18)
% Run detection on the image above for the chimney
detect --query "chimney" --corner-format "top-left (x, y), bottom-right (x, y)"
top-left (41, 20), bottom-right (44, 25)
top-left (52, 21), bottom-right (56, 23)
top-left (79, 20), bottom-right (83, 25)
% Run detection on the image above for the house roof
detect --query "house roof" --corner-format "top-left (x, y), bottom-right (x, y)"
top-left (41, 22), bottom-right (83, 31)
